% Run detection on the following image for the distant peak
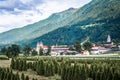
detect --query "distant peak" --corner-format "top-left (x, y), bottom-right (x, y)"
top-left (56, 7), bottom-right (77, 14)
top-left (64, 7), bottom-right (77, 12)
top-left (67, 7), bottom-right (76, 11)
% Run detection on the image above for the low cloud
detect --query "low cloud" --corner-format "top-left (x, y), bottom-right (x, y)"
top-left (0, 0), bottom-right (43, 14)
top-left (0, 0), bottom-right (91, 33)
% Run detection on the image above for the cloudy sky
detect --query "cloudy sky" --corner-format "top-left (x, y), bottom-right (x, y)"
top-left (0, 0), bottom-right (91, 33)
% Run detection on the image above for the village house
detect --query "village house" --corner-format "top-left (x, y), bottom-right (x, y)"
top-left (36, 42), bottom-right (69, 56)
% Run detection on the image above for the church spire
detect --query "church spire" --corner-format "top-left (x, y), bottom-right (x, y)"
top-left (107, 34), bottom-right (111, 43)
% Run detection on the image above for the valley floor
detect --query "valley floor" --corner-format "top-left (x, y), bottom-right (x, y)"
top-left (0, 54), bottom-right (120, 80)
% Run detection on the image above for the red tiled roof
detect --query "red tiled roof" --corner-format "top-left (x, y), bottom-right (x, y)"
top-left (43, 46), bottom-right (48, 49)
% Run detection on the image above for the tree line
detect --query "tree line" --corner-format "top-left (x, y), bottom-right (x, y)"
top-left (0, 44), bottom-right (51, 58)
top-left (0, 41), bottom-right (92, 58)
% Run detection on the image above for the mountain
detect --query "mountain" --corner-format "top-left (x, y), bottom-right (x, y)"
top-left (0, 0), bottom-right (120, 47)
top-left (29, 0), bottom-right (120, 46)
top-left (0, 7), bottom-right (77, 44)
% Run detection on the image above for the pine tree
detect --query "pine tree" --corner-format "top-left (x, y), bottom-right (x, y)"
top-left (7, 72), bottom-right (11, 80)
top-left (25, 75), bottom-right (29, 80)
top-left (74, 41), bottom-right (82, 53)
top-left (38, 60), bottom-right (44, 75)
top-left (11, 58), bottom-right (15, 69)
top-left (46, 46), bottom-right (51, 56)
top-left (18, 60), bottom-right (22, 71)
top-left (31, 50), bottom-right (37, 56)
top-left (1, 71), bottom-right (5, 80)
top-left (12, 74), bottom-right (16, 80)
top-left (23, 59), bottom-right (27, 71)
top-left (39, 47), bottom-right (44, 56)
top-left (23, 45), bottom-right (32, 56)
top-left (44, 63), bottom-right (49, 76)
top-left (21, 73), bottom-right (25, 80)
top-left (49, 61), bottom-right (55, 76)
top-left (15, 59), bottom-right (19, 70)
top-left (53, 59), bottom-right (59, 74)
top-left (16, 72), bottom-right (20, 80)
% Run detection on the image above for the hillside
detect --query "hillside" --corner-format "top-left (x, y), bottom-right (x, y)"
top-left (0, 0), bottom-right (120, 47)
top-left (29, 0), bottom-right (120, 46)
top-left (30, 16), bottom-right (120, 46)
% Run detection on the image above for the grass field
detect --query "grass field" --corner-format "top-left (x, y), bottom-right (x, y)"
top-left (0, 55), bottom-right (9, 60)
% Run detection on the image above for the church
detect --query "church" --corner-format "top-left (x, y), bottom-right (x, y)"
top-left (104, 34), bottom-right (114, 48)
top-left (36, 42), bottom-right (69, 56)
top-left (91, 34), bottom-right (113, 54)
top-left (36, 42), bottom-right (48, 55)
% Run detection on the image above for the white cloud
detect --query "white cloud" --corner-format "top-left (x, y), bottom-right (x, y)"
top-left (0, 0), bottom-right (91, 33)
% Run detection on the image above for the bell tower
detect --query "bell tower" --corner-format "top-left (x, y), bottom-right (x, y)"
top-left (36, 41), bottom-right (43, 55)
top-left (107, 34), bottom-right (111, 43)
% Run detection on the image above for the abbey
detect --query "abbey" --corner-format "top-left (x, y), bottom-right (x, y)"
top-left (104, 34), bottom-right (114, 48)
top-left (91, 34), bottom-right (115, 54)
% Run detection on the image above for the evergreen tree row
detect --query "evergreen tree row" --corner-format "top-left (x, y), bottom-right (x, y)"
top-left (0, 67), bottom-right (30, 80)
top-left (11, 58), bottom-right (27, 71)
top-left (10, 58), bottom-right (120, 80)
top-left (61, 62), bottom-right (120, 80)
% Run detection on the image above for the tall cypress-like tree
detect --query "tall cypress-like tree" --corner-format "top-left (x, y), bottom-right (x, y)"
top-left (39, 47), bottom-right (44, 56)
top-left (44, 63), bottom-right (49, 76)
top-left (11, 44), bottom-right (20, 57)
top-left (46, 46), bottom-right (51, 56)
top-left (74, 41), bottom-right (82, 53)
top-left (23, 59), bottom-right (27, 71)
top-left (36, 60), bottom-right (45, 75)
top-left (31, 50), bottom-right (38, 56)
top-left (23, 45), bottom-right (32, 56)
top-left (83, 41), bottom-right (92, 51)
top-left (16, 72), bottom-right (20, 80)
top-left (25, 75), bottom-right (29, 80)
top-left (7, 72), bottom-right (11, 80)
top-left (1, 71), bottom-right (5, 80)
top-left (21, 73), bottom-right (25, 80)
top-left (11, 58), bottom-right (15, 69)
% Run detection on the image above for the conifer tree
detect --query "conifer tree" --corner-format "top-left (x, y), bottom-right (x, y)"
top-left (16, 72), bottom-right (20, 80)
top-left (23, 59), bottom-right (27, 71)
top-left (18, 60), bottom-right (22, 71)
top-left (39, 47), bottom-right (44, 56)
top-left (74, 41), bottom-right (82, 53)
top-left (15, 59), bottom-right (19, 70)
top-left (1, 71), bottom-right (5, 80)
top-left (44, 63), bottom-right (49, 76)
top-left (53, 59), bottom-right (59, 74)
top-left (46, 46), bottom-right (51, 56)
top-left (25, 75), bottom-right (29, 80)
top-left (7, 72), bottom-right (11, 80)
top-left (31, 50), bottom-right (38, 56)
top-left (11, 58), bottom-right (15, 69)
top-left (21, 73), bottom-right (25, 80)
top-left (36, 60), bottom-right (45, 75)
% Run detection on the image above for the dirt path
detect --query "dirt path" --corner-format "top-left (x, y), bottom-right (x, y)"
top-left (0, 59), bottom-right (11, 67)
